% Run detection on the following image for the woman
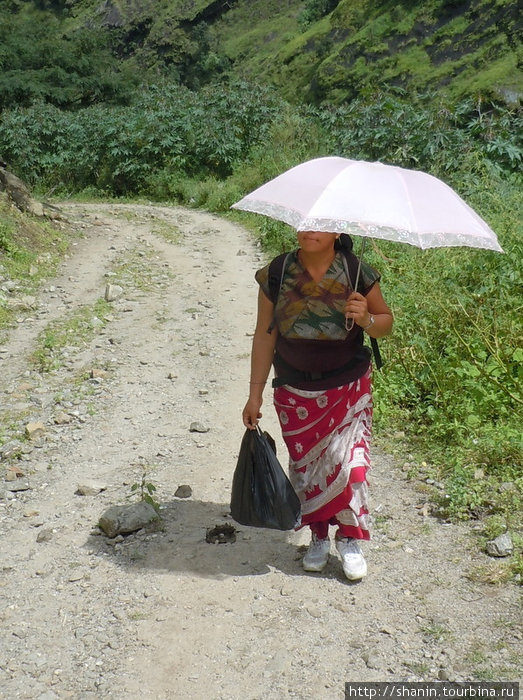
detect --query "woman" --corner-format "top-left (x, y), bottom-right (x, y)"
top-left (242, 231), bottom-right (393, 580)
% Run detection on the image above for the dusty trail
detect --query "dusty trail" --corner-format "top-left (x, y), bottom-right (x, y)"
top-left (0, 202), bottom-right (520, 700)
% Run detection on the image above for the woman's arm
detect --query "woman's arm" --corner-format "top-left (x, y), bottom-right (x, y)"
top-left (242, 289), bottom-right (278, 429)
top-left (345, 282), bottom-right (393, 339)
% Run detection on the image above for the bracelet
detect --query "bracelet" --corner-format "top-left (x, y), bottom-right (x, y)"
top-left (249, 381), bottom-right (266, 384)
top-left (362, 315), bottom-right (375, 331)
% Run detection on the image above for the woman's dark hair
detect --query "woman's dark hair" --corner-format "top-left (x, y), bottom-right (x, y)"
top-left (334, 233), bottom-right (353, 252)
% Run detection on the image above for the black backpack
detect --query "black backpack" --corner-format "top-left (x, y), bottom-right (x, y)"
top-left (267, 247), bottom-right (382, 370)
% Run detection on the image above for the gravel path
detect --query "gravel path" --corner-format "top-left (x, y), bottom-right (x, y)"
top-left (0, 202), bottom-right (520, 700)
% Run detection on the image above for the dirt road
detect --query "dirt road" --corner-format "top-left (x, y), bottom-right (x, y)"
top-left (0, 203), bottom-right (520, 700)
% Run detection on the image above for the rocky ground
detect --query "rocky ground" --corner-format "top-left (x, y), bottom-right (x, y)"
top-left (0, 202), bottom-right (520, 700)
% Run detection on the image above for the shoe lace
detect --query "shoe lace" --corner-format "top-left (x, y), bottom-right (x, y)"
top-left (309, 535), bottom-right (328, 551)
top-left (337, 537), bottom-right (361, 555)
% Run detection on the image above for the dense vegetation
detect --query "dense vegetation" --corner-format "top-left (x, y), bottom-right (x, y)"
top-left (1, 0), bottom-right (520, 108)
top-left (0, 7), bottom-right (138, 110)
top-left (0, 0), bottom-right (521, 565)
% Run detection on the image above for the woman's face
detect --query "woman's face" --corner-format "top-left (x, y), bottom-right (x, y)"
top-left (297, 231), bottom-right (337, 254)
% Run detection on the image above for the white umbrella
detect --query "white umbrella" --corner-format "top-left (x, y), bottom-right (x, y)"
top-left (231, 156), bottom-right (503, 253)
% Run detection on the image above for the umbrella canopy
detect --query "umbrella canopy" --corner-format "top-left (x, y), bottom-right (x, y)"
top-left (231, 157), bottom-right (503, 252)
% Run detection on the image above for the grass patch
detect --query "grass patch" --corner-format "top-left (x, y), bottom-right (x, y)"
top-left (0, 198), bottom-right (72, 330)
top-left (128, 611), bottom-right (149, 621)
top-left (152, 220), bottom-right (183, 245)
top-left (404, 661), bottom-right (430, 676)
top-left (30, 298), bottom-right (111, 372)
top-left (421, 621), bottom-right (453, 642)
top-left (466, 561), bottom-right (514, 586)
top-left (109, 245), bottom-right (174, 294)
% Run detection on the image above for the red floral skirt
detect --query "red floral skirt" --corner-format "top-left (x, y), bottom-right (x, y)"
top-left (273, 369), bottom-right (372, 540)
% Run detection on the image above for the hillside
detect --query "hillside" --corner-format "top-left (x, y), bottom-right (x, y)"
top-left (267, 0), bottom-right (522, 104)
top-left (2, 0), bottom-right (521, 107)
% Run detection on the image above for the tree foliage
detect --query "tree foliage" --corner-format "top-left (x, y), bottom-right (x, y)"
top-left (299, 0), bottom-right (341, 26)
top-left (0, 81), bottom-right (286, 192)
top-left (0, 13), bottom-right (138, 110)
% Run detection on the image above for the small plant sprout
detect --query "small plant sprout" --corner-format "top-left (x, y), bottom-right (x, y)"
top-left (129, 463), bottom-right (160, 513)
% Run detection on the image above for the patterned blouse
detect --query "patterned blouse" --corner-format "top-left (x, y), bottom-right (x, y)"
top-left (255, 249), bottom-right (381, 389)
top-left (255, 250), bottom-right (380, 342)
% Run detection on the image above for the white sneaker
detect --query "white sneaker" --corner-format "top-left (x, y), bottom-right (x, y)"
top-left (335, 537), bottom-right (367, 580)
top-left (303, 534), bottom-right (330, 572)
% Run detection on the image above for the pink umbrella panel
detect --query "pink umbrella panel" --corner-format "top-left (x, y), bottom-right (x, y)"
top-left (231, 157), bottom-right (503, 253)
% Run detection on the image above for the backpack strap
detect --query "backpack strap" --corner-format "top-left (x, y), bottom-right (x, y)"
top-left (267, 252), bottom-right (292, 333)
top-left (340, 249), bottom-right (383, 370)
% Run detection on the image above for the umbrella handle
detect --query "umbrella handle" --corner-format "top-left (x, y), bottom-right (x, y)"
top-left (345, 237), bottom-right (366, 332)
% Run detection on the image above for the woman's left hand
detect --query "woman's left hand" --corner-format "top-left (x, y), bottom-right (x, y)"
top-left (345, 291), bottom-right (371, 328)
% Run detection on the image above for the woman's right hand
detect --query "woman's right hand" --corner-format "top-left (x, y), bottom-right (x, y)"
top-left (242, 398), bottom-right (263, 430)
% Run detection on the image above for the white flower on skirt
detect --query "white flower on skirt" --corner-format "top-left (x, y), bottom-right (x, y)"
top-left (288, 397), bottom-right (297, 405)
top-left (316, 395), bottom-right (328, 408)
top-left (279, 411), bottom-right (289, 425)
top-left (296, 406), bottom-right (309, 420)
top-left (295, 442), bottom-right (303, 454)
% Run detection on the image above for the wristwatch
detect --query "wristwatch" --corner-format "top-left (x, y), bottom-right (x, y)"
top-left (362, 315), bottom-right (375, 331)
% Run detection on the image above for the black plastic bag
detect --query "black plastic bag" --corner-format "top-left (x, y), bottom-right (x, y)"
top-left (230, 427), bottom-right (301, 530)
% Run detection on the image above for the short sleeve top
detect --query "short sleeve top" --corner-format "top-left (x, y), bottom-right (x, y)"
top-left (255, 250), bottom-right (381, 389)
top-left (255, 250), bottom-right (380, 341)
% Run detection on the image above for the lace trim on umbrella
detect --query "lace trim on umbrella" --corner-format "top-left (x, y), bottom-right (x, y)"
top-left (232, 199), bottom-right (503, 252)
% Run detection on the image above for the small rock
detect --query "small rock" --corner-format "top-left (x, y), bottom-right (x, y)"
top-left (174, 485), bottom-right (192, 499)
top-left (76, 482), bottom-right (107, 496)
top-left (25, 421), bottom-right (46, 439)
top-left (36, 528), bottom-right (54, 543)
top-left (361, 651), bottom-right (381, 670)
top-left (189, 421), bottom-right (210, 433)
top-left (90, 368), bottom-right (108, 379)
top-left (98, 502), bottom-right (159, 538)
top-left (6, 480), bottom-right (31, 492)
top-left (0, 441), bottom-right (22, 460)
top-left (104, 283), bottom-right (123, 302)
top-left (54, 411), bottom-right (71, 425)
top-left (68, 571), bottom-right (85, 582)
top-left (36, 691), bottom-right (59, 700)
top-left (486, 532), bottom-right (513, 557)
top-left (305, 604), bottom-right (321, 619)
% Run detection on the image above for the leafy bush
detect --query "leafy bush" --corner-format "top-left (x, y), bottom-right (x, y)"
top-left (299, 0), bottom-right (342, 27)
top-left (308, 91), bottom-right (522, 178)
top-left (0, 14), bottom-right (137, 110)
top-left (0, 81), bottom-right (286, 194)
